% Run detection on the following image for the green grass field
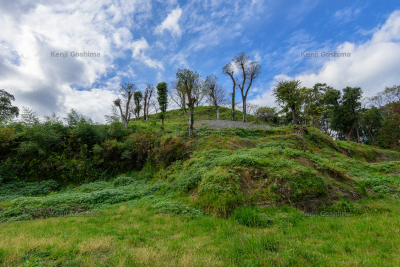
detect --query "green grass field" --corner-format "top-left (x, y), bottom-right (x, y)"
top-left (1, 197), bottom-right (400, 266)
top-left (1, 106), bottom-right (400, 266)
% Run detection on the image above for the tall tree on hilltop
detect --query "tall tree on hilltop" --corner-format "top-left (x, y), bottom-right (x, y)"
top-left (133, 91), bottom-right (143, 121)
top-left (222, 63), bottom-right (237, 121)
top-left (114, 82), bottom-right (136, 129)
top-left (156, 82), bottom-right (168, 130)
top-left (176, 69), bottom-right (202, 136)
top-left (231, 52), bottom-right (261, 123)
top-left (143, 84), bottom-right (154, 121)
top-left (273, 80), bottom-right (303, 125)
top-left (204, 74), bottom-right (227, 120)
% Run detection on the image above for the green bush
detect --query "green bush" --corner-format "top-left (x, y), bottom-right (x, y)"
top-left (0, 180), bottom-right (59, 199)
top-left (113, 177), bottom-right (135, 187)
top-left (76, 181), bottom-right (111, 192)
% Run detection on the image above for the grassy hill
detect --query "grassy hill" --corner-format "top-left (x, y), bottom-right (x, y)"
top-left (145, 105), bottom-right (264, 125)
top-left (1, 106), bottom-right (400, 266)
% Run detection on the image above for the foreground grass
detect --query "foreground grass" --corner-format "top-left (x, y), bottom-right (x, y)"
top-left (1, 198), bottom-right (400, 266)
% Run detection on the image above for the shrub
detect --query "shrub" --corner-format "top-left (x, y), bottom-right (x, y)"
top-left (0, 127), bottom-right (14, 146)
top-left (373, 185), bottom-right (392, 194)
top-left (76, 181), bottom-right (111, 192)
top-left (113, 177), bottom-right (135, 187)
top-left (0, 180), bottom-right (59, 198)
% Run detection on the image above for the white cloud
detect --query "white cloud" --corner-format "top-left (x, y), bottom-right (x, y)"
top-left (254, 52), bottom-right (261, 63)
top-left (334, 7), bottom-right (361, 23)
top-left (253, 9), bottom-right (400, 108)
top-left (249, 88), bottom-right (276, 108)
top-left (169, 52), bottom-right (189, 68)
top-left (0, 0), bottom-right (161, 122)
top-left (155, 7), bottom-right (182, 37)
top-left (295, 11), bottom-right (400, 96)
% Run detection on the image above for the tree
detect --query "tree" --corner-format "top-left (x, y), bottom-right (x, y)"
top-left (246, 103), bottom-right (259, 116)
top-left (0, 89), bottom-right (19, 122)
top-left (370, 85), bottom-right (400, 106)
top-left (223, 52), bottom-right (261, 122)
top-left (273, 80), bottom-right (303, 125)
top-left (222, 63), bottom-right (237, 121)
top-left (143, 84), bottom-right (154, 121)
top-left (370, 85), bottom-right (400, 150)
top-left (104, 105), bottom-right (120, 124)
top-left (378, 101), bottom-right (400, 150)
top-left (255, 106), bottom-right (279, 124)
top-left (359, 107), bottom-right (383, 144)
top-left (114, 82), bottom-right (136, 129)
top-left (133, 91), bottom-right (143, 121)
top-left (204, 75), bottom-right (227, 120)
top-left (169, 79), bottom-right (187, 114)
top-left (149, 94), bottom-right (160, 115)
top-left (156, 82), bottom-right (168, 130)
top-left (324, 87), bottom-right (362, 141)
top-left (176, 69), bottom-right (202, 136)
top-left (233, 52), bottom-right (261, 122)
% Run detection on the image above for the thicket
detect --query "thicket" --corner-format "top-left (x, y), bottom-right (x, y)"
top-left (0, 109), bottom-right (187, 184)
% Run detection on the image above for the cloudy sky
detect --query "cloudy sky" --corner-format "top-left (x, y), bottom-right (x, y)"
top-left (1, 0), bottom-right (400, 122)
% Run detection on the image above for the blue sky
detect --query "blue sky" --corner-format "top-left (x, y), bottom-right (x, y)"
top-left (1, 0), bottom-right (400, 122)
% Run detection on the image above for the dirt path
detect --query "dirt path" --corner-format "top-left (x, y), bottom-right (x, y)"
top-left (193, 120), bottom-right (271, 130)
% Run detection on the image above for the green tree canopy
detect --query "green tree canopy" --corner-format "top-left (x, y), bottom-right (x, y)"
top-left (0, 89), bottom-right (19, 122)
top-left (156, 82), bottom-right (168, 129)
top-left (324, 87), bottom-right (362, 141)
top-left (273, 80), bottom-right (303, 125)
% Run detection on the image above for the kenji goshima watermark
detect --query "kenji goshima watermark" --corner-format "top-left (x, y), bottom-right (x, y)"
top-left (302, 210), bottom-right (352, 217)
top-left (301, 51), bottom-right (351, 58)
top-left (50, 51), bottom-right (101, 58)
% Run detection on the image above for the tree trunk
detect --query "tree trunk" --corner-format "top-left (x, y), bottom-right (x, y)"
top-left (242, 97), bottom-right (247, 123)
top-left (117, 105), bottom-right (129, 129)
top-left (162, 117), bottom-right (164, 130)
top-left (345, 131), bottom-right (351, 141)
top-left (216, 105), bottom-right (220, 120)
top-left (143, 100), bottom-right (147, 121)
top-left (183, 98), bottom-right (187, 114)
top-left (231, 90), bottom-right (235, 121)
top-left (291, 105), bottom-right (297, 125)
top-left (188, 105), bottom-right (194, 136)
top-left (356, 123), bottom-right (360, 143)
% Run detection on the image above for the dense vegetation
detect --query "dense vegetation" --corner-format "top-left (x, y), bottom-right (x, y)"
top-left (1, 106), bottom-right (400, 217)
top-left (0, 68), bottom-right (399, 265)
top-left (0, 104), bottom-right (400, 265)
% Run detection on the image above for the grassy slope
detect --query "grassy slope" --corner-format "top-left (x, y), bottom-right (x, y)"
top-left (1, 106), bottom-right (400, 266)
